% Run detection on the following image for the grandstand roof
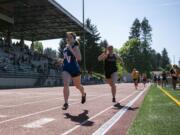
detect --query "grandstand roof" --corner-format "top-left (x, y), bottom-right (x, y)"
top-left (0, 0), bottom-right (91, 41)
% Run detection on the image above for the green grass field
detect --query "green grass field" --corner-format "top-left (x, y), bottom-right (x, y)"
top-left (128, 86), bottom-right (180, 135)
top-left (163, 87), bottom-right (180, 101)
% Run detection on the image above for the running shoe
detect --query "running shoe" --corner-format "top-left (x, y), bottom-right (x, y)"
top-left (62, 103), bottom-right (69, 110)
top-left (81, 93), bottom-right (86, 104)
top-left (112, 97), bottom-right (116, 102)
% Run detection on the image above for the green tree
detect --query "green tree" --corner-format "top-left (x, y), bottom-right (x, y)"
top-left (120, 38), bottom-right (152, 76)
top-left (120, 38), bottom-right (141, 72)
top-left (129, 18), bottom-right (141, 40)
top-left (120, 17), bottom-right (154, 76)
top-left (34, 41), bottom-right (43, 54)
top-left (161, 48), bottom-right (170, 70)
top-left (44, 48), bottom-right (57, 59)
top-left (58, 38), bottom-right (66, 58)
top-left (156, 53), bottom-right (162, 70)
top-left (149, 49), bottom-right (156, 70)
top-left (79, 18), bottom-right (103, 73)
top-left (141, 17), bottom-right (152, 44)
top-left (99, 39), bottom-right (108, 48)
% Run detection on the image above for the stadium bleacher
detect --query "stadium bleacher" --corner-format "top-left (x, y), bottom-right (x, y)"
top-left (0, 37), bottom-right (104, 88)
top-left (0, 0), bottom-right (103, 88)
top-left (0, 37), bottom-right (63, 88)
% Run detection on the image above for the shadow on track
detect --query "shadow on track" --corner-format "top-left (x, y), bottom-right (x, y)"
top-left (64, 110), bottom-right (94, 126)
top-left (113, 103), bottom-right (139, 111)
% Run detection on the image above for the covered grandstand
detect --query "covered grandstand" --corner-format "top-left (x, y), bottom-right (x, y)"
top-left (0, 0), bottom-right (91, 40)
top-left (0, 0), bottom-right (96, 88)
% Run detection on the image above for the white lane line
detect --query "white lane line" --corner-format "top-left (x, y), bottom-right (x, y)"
top-left (21, 94), bottom-right (62, 99)
top-left (92, 86), bottom-right (150, 135)
top-left (0, 91), bottom-right (61, 97)
top-left (0, 98), bottom-right (78, 109)
top-left (0, 94), bottom-right (56, 100)
top-left (61, 91), bottom-right (138, 135)
top-left (71, 94), bottom-right (95, 97)
top-left (0, 98), bottom-right (63, 108)
top-left (0, 93), bottom-right (12, 95)
top-left (23, 118), bottom-right (55, 128)
top-left (0, 105), bottom-right (9, 107)
top-left (0, 94), bottom-right (110, 125)
top-left (0, 115), bottom-right (7, 118)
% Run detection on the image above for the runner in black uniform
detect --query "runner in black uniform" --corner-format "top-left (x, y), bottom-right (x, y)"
top-left (98, 45), bottom-right (123, 102)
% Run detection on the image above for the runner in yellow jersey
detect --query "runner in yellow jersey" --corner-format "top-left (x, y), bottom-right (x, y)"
top-left (131, 68), bottom-right (139, 90)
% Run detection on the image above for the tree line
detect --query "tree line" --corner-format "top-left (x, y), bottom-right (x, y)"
top-left (34, 17), bottom-right (171, 76)
top-left (120, 18), bottom-right (171, 76)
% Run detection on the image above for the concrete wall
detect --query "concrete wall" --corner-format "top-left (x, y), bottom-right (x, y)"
top-left (0, 78), bottom-right (37, 89)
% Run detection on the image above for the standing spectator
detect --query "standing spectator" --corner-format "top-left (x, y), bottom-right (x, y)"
top-left (170, 65), bottom-right (178, 90)
top-left (157, 75), bottom-right (161, 85)
top-left (161, 71), bottom-right (168, 87)
top-left (153, 74), bottom-right (158, 86)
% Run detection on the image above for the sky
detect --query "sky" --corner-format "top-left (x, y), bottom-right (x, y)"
top-left (31, 0), bottom-right (180, 64)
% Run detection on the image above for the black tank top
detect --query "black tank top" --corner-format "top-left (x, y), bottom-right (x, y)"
top-left (104, 54), bottom-right (118, 73)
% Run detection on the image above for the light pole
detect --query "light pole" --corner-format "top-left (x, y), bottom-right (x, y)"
top-left (82, 0), bottom-right (86, 73)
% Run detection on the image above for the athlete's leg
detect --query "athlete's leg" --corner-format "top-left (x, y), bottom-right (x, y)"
top-left (134, 79), bottom-right (138, 89)
top-left (135, 81), bottom-right (138, 89)
top-left (162, 79), bottom-right (166, 87)
top-left (62, 71), bottom-right (71, 109)
top-left (112, 72), bottom-right (118, 84)
top-left (72, 75), bottom-right (85, 95)
top-left (111, 72), bottom-right (118, 98)
top-left (144, 81), bottom-right (146, 87)
top-left (72, 75), bottom-right (86, 104)
top-left (62, 71), bottom-right (71, 103)
top-left (106, 78), bottom-right (116, 100)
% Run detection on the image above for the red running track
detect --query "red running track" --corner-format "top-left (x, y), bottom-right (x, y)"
top-left (0, 83), bottom-right (150, 135)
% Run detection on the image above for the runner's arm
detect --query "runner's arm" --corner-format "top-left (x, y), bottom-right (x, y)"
top-left (98, 52), bottom-right (108, 61)
top-left (69, 46), bottom-right (82, 61)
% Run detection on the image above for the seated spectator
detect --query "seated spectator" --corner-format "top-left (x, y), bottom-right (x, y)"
top-left (0, 37), bottom-right (3, 46)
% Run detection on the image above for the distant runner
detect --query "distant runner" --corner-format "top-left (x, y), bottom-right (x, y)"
top-left (142, 73), bottom-right (147, 87)
top-left (131, 68), bottom-right (139, 90)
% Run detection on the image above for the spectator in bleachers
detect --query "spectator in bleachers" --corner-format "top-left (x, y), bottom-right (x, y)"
top-left (0, 37), bottom-right (3, 46)
top-left (0, 38), bottom-right (63, 86)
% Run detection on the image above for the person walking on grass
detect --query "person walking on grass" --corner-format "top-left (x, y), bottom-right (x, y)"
top-left (157, 75), bottom-right (161, 85)
top-left (153, 74), bottom-right (158, 86)
top-left (170, 65), bottom-right (178, 90)
top-left (161, 71), bottom-right (168, 87)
